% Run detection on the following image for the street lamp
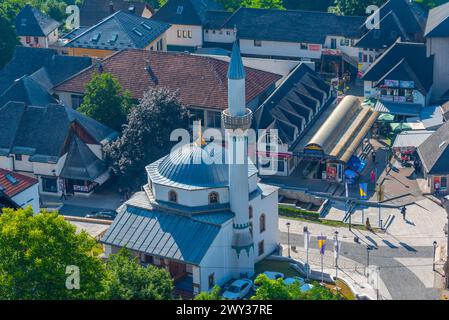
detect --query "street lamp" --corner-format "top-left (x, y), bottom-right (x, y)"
top-left (286, 222), bottom-right (291, 258)
top-left (334, 231), bottom-right (339, 279)
top-left (366, 245), bottom-right (372, 276)
top-left (303, 226), bottom-right (310, 280)
top-left (443, 198), bottom-right (449, 289)
top-left (433, 241), bottom-right (438, 272)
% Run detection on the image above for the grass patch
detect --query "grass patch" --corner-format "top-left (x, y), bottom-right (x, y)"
top-left (278, 205), bottom-right (320, 220)
top-left (255, 260), bottom-right (300, 278)
top-left (279, 214), bottom-right (376, 231)
top-left (325, 279), bottom-right (356, 300)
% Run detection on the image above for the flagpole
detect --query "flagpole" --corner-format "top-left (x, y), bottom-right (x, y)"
top-left (304, 226), bottom-right (310, 280)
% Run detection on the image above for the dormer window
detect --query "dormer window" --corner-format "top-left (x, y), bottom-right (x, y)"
top-left (208, 192), bottom-right (219, 204)
top-left (168, 190), bottom-right (178, 203)
top-left (176, 6), bottom-right (184, 14)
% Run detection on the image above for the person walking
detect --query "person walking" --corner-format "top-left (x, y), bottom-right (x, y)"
top-left (60, 189), bottom-right (67, 201)
top-left (401, 206), bottom-right (407, 221)
top-left (372, 150), bottom-right (377, 163)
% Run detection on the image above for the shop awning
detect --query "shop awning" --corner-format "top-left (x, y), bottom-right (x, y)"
top-left (374, 100), bottom-right (421, 116)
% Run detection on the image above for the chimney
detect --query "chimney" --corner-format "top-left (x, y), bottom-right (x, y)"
top-left (128, 6), bottom-right (136, 14)
top-left (109, 1), bottom-right (114, 14)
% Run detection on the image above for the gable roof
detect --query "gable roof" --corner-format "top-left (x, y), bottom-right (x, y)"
top-left (29, 55), bottom-right (92, 92)
top-left (101, 204), bottom-right (228, 264)
top-left (60, 136), bottom-right (107, 181)
top-left (65, 11), bottom-right (170, 51)
top-left (54, 49), bottom-right (281, 111)
top-left (0, 102), bottom-right (117, 162)
top-left (152, 0), bottom-right (224, 26)
top-left (204, 10), bottom-right (232, 29)
top-left (0, 46), bottom-right (92, 95)
top-left (376, 0), bottom-right (423, 35)
top-left (417, 121), bottom-right (449, 175)
top-left (254, 63), bottom-right (331, 145)
top-left (425, 1), bottom-right (449, 37)
top-left (15, 4), bottom-right (60, 37)
top-left (0, 76), bottom-right (57, 107)
top-left (221, 8), bottom-right (365, 44)
top-left (0, 169), bottom-right (38, 198)
top-left (363, 41), bottom-right (433, 93)
top-left (355, 11), bottom-right (408, 49)
top-left (80, 0), bottom-right (154, 27)
top-left (0, 46), bottom-right (56, 94)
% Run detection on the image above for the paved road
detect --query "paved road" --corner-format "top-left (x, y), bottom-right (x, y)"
top-left (58, 204), bottom-right (108, 217)
top-left (280, 231), bottom-right (441, 300)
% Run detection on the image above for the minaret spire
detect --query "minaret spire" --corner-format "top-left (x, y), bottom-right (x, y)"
top-left (222, 40), bottom-right (254, 278)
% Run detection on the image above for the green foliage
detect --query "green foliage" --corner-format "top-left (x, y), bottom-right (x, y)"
top-left (217, 0), bottom-right (284, 11)
top-left (0, 7), bottom-right (19, 69)
top-left (194, 285), bottom-right (222, 300)
top-left (0, 207), bottom-right (105, 299)
top-left (283, 0), bottom-right (333, 11)
top-left (104, 86), bottom-right (189, 189)
top-left (278, 205), bottom-right (320, 220)
top-left (251, 274), bottom-right (345, 300)
top-left (78, 72), bottom-right (133, 131)
top-left (333, 0), bottom-right (386, 16)
top-left (103, 249), bottom-right (173, 300)
top-left (414, 0), bottom-right (449, 9)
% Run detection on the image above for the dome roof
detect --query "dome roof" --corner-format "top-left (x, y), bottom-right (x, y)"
top-left (147, 142), bottom-right (258, 190)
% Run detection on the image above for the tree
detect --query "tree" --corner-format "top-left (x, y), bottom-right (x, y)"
top-left (0, 7), bottom-right (19, 68)
top-left (103, 249), bottom-right (173, 300)
top-left (333, 0), bottom-right (386, 16)
top-left (283, 0), bottom-right (333, 11)
top-left (251, 274), bottom-right (345, 300)
top-left (104, 87), bottom-right (189, 189)
top-left (78, 72), bottom-right (133, 131)
top-left (0, 207), bottom-right (105, 299)
top-left (194, 285), bottom-right (222, 300)
top-left (217, 0), bottom-right (284, 11)
top-left (43, 0), bottom-right (67, 22)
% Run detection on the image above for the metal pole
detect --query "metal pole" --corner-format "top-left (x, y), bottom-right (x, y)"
top-left (334, 231), bottom-right (339, 279)
top-left (304, 226), bottom-right (309, 280)
top-left (378, 203), bottom-right (381, 228)
top-left (287, 222), bottom-right (291, 258)
top-left (321, 254), bottom-right (324, 284)
top-left (433, 241), bottom-right (437, 271)
top-left (366, 246), bottom-right (370, 276)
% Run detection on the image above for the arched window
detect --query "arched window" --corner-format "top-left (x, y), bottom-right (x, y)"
top-left (249, 206), bottom-right (253, 219)
top-left (168, 190), bottom-right (178, 203)
top-left (209, 192), bottom-right (219, 204)
top-left (259, 214), bottom-right (266, 233)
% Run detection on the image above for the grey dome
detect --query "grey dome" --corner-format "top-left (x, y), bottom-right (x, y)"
top-left (147, 142), bottom-right (258, 190)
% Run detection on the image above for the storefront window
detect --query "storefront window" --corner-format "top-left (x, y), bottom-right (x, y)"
top-left (42, 177), bottom-right (58, 193)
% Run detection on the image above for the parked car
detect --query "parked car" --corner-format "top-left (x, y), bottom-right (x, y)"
top-left (283, 276), bottom-right (305, 286)
top-left (85, 210), bottom-right (118, 220)
top-left (222, 279), bottom-right (253, 300)
top-left (262, 271), bottom-right (285, 280)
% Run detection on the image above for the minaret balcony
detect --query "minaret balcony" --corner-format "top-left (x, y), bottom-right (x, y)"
top-left (221, 108), bottom-right (253, 130)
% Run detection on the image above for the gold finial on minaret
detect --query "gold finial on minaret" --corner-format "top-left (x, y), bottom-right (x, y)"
top-left (195, 120), bottom-right (206, 147)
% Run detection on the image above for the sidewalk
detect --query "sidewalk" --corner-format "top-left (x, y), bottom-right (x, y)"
top-left (280, 243), bottom-right (392, 300)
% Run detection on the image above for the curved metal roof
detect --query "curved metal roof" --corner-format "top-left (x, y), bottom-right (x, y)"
top-left (147, 142), bottom-right (258, 190)
top-left (306, 95), bottom-right (361, 153)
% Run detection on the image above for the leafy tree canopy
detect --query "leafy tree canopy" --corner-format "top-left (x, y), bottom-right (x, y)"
top-left (78, 72), bottom-right (133, 131)
top-left (217, 0), bottom-right (284, 11)
top-left (333, 0), bottom-right (386, 16)
top-left (194, 285), bottom-right (222, 300)
top-left (104, 86), bottom-right (189, 189)
top-left (103, 249), bottom-right (173, 300)
top-left (0, 207), bottom-right (105, 299)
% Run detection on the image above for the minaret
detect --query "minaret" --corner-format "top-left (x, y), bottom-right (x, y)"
top-left (222, 41), bottom-right (254, 278)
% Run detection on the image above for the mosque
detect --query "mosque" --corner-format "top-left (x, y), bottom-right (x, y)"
top-left (101, 42), bottom-right (279, 295)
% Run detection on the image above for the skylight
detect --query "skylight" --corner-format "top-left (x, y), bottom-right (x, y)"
top-left (91, 33), bottom-right (101, 42)
top-left (109, 33), bottom-right (118, 43)
top-left (439, 140), bottom-right (447, 149)
top-left (141, 22), bottom-right (152, 31)
top-left (5, 174), bottom-right (18, 185)
top-left (176, 6), bottom-right (184, 14)
top-left (132, 28), bottom-right (143, 37)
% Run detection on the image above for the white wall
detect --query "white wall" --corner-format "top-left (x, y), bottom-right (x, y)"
top-left (153, 183), bottom-right (229, 207)
top-left (165, 24), bottom-right (203, 48)
top-left (19, 28), bottom-right (59, 48)
top-left (203, 28), bottom-right (236, 43)
top-left (0, 156), bottom-right (13, 171)
top-left (13, 155), bottom-right (33, 172)
top-left (239, 39), bottom-right (322, 60)
top-left (12, 184), bottom-right (40, 213)
top-left (323, 36), bottom-right (359, 58)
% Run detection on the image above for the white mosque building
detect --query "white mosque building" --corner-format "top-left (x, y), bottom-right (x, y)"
top-left (101, 42), bottom-right (279, 296)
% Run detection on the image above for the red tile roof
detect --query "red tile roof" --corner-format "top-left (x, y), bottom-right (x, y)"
top-left (0, 169), bottom-right (38, 198)
top-left (55, 49), bottom-right (282, 111)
